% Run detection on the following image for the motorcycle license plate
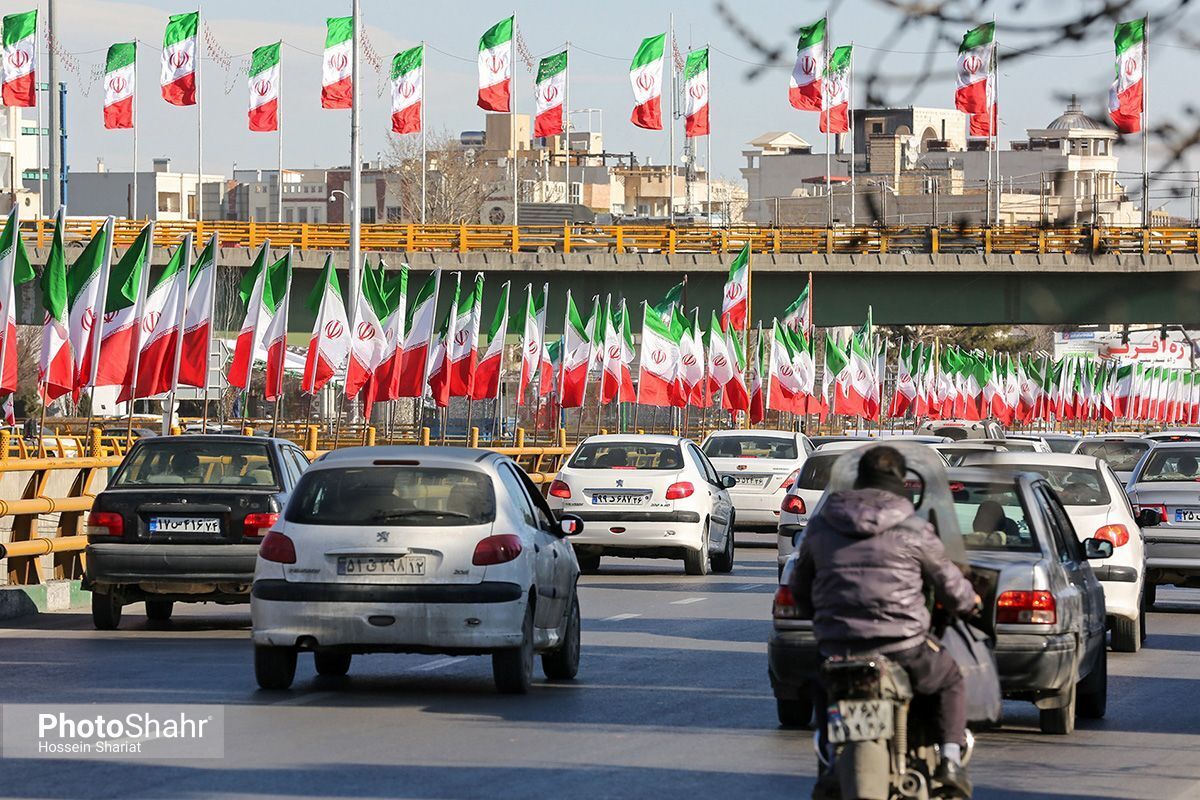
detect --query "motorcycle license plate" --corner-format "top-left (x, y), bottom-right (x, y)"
top-left (827, 699), bottom-right (894, 744)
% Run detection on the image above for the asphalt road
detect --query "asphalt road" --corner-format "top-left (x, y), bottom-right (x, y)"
top-left (1, 541), bottom-right (1198, 800)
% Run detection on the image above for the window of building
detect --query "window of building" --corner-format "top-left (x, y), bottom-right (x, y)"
top-left (361, 207), bottom-right (376, 224)
top-left (521, 179), bottom-right (535, 202)
top-left (569, 181), bottom-right (582, 205)
top-left (284, 208), bottom-right (293, 222)
top-left (385, 206), bottom-right (403, 222)
top-left (297, 207), bottom-right (308, 223)
top-left (157, 192), bottom-right (180, 213)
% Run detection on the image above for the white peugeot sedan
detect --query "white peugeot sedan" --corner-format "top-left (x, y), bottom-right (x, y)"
top-left (775, 448), bottom-right (866, 577)
top-left (251, 446), bottom-right (584, 694)
top-left (700, 429), bottom-right (812, 538)
top-left (547, 434), bottom-right (735, 575)
top-left (959, 450), bottom-right (1147, 652)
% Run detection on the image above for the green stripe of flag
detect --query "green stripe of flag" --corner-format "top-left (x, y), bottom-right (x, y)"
top-left (250, 42), bottom-right (281, 77)
top-left (1115, 19), bottom-right (1145, 55)
top-left (796, 18), bottom-right (825, 51)
top-left (163, 12), bottom-right (198, 48)
top-left (65, 225), bottom-right (108, 307)
top-left (105, 42), bottom-right (135, 72)
top-left (391, 45), bottom-right (423, 79)
top-left (108, 225), bottom-right (152, 311)
top-left (325, 16), bottom-right (352, 47)
top-left (537, 51), bottom-right (567, 82)
top-left (41, 214), bottom-right (67, 321)
top-left (827, 45), bottom-right (852, 75)
top-left (2, 10), bottom-right (37, 46)
top-left (480, 17), bottom-right (513, 51)
top-left (959, 22), bottom-right (994, 53)
top-left (631, 34), bottom-right (665, 70)
top-left (684, 48), bottom-right (707, 80)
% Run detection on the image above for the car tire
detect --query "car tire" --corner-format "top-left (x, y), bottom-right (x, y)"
top-left (776, 695), bottom-right (813, 729)
top-left (314, 651), bottom-right (352, 677)
top-left (92, 592), bottom-right (122, 631)
top-left (145, 600), bottom-right (174, 622)
top-left (711, 524), bottom-right (735, 574)
top-left (1077, 647), bottom-right (1108, 720)
top-left (493, 602), bottom-right (535, 694)
top-left (1039, 680), bottom-right (1077, 735)
top-left (1111, 613), bottom-right (1141, 653)
top-left (577, 553), bottom-right (601, 573)
top-left (542, 594), bottom-right (581, 681)
top-left (255, 645), bottom-right (297, 690)
top-left (684, 525), bottom-right (710, 576)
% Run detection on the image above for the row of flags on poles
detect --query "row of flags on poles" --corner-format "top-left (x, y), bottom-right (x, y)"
top-left (0, 11), bottom-right (1148, 143)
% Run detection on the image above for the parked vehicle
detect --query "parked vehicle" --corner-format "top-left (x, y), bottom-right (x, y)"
top-left (935, 442), bottom-right (1009, 467)
top-left (701, 429), bottom-right (812, 534)
top-left (1009, 432), bottom-right (1079, 454)
top-left (547, 434), bottom-right (735, 575)
top-left (84, 435), bottom-right (310, 629)
top-left (1125, 442), bottom-right (1200, 605)
top-left (776, 450), bottom-right (855, 577)
top-left (917, 419), bottom-right (1005, 440)
top-left (981, 437), bottom-right (1051, 454)
top-left (251, 446), bottom-right (583, 694)
top-left (1142, 429), bottom-right (1200, 444)
top-left (1073, 434), bottom-right (1152, 485)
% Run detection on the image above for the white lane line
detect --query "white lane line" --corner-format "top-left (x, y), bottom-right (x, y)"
top-left (601, 613), bottom-right (642, 622)
top-left (670, 597), bottom-right (707, 605)
top-left (412, 656), bottom-right (468, 672)
top-left (736, 583), bottom-right (762, 591)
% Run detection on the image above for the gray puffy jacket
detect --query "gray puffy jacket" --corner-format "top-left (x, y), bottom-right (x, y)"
top-left (789, 488), bottom-right (976, 655)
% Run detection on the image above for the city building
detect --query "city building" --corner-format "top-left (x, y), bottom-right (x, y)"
top-left (68, 157), bottom-right (226, 221)
top-left (2, 106), bottom-right (44, 216)
top-left (225, 168), bottom-right (329, 223)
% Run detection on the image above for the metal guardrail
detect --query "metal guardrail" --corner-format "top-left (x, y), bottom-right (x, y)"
top-left (20, 219), bottom-right (1200, 256)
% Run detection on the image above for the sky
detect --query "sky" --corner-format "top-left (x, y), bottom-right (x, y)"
top-left (36, 0), bottom-right (1200, 200)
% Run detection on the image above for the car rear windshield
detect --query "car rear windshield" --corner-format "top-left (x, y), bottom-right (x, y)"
top-left (287, 466), bottom-right (496, 526)
top-left (1136, 449), bottom-right (1200, 483)
top-left (702, 435), bottom-right (797, 460)
top-left (952, 481), bottom-right (1038, 552)
top-left (113, 441), bottom-right (275, 487)
top-left (569, 442), bottom-right (684, 470)
top-left (1075, 439), bottom-right (1150, 472)
top-left (797, 454), bottom-right (839, 490)
top-left (997, 465), bottom-right (1110, 506)
top-left (1046, 439), bottom-right (1078, 454)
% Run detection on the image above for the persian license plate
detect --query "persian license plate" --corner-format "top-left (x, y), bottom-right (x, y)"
top-left (149, 516), bottom-right (220, 534)
top-left (1175, 508), bottom-right (1200, 523)
top-left (724, 474), bottom-right (768, 489)
top-left (591, 492), bottom-right (649, 506)
top-left (827, 699), bottom-right (894, 744)
top-left (337, 556), bottom-right (427, 576)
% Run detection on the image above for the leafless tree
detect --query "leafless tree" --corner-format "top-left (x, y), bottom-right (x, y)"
top-left (383, 129), bottom-right (504, 225)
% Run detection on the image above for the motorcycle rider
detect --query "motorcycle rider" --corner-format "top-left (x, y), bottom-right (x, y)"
top-left (790, 445), bottom-right (979, 798)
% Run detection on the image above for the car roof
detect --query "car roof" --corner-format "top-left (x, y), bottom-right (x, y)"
top-left (936, 442), bottom-right (1006, 450)
top-left (1009, 432), bottom-right (1075, 440)
top-left (1077, 433), bottom-right (1149, 441)
top-left (133, 434), bottom-right (288, 446)
top-left (815, 440), bottom-right (877, 452)
top-left (961, 452), bottom-right (1101, 469)
top-left (704, 429), bottom-right (795, 440)
top-left (578, 433), bottom-right (686, 446)
top-left (313, 445), bottom-right (503, 470)
top-left (1142, 440), bottom-right (1200, 450)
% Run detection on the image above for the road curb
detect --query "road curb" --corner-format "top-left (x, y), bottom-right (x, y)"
top-left (0, 580), bottom-right (90, 621)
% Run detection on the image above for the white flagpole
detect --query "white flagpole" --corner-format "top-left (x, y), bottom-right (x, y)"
top-left (196, 7), bottom-right (203, 225)
top-left (705, 42), bottom-right (712, 226)
top-left (36, 14), bottom-right (43, 219)
top-left (87, 217), bottom-right (116, 390)
top-left (132, 41), bottom-right (138, 219)
top-left (511, 11), bottom-right (518, 227)
top-left (668, 15), bottom-right (675, 225)
top-left (849, 40), bottom-right (856, 227)
top-left (277, 40), bottom-right (283, 223)
top-left (199, 232), bottom-right (217, 429)
top-left (824, 18), bottom-right (832, 227)
top-left (165, 233), bottom-right (193, 433)
top-left (1142, 15), bottom-right (1150, 228)
top-left (564, 42), bottom-right (570, 210)
top-left (124, 221), bottom-right (154, 427)
top-left (421, 40), bottom-right (427, 224)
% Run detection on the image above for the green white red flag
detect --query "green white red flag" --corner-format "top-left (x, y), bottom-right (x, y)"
top-left (534, 51), bottom-right (567, 138)
top-left (248, 42), bottom-right (281, 132)
top-left (261, 253), bottom-right (292, 402)
top-left (396, 269), bottom-right (440, 397)
top-left (721, 242), bottom-right (750, 333)
top-left (789, 19), bottom-right (825, 112)
top-left (38, 210), bottom-right (73, 402)
top-left (177, 234), bottom-right (216, 389)
top-left (820, 45), bottom-right (851, 134)
top-left (426, 274), bottom-right (459, 407)
top-left (748, 326), bottom-right (765, 424)
top-left (434, 273), bottom-right (483, 399)
top-left (322, 16), bottom-right (353, 109)
top-left (471, 281), bottom-right (510, 401)
top-left (559, 291), bottom-right (592, 408)
top-left (683, 48), bottom-right (709, 138)
top-left (782, 282), bottom-right (811, 334)
top-left (302, 254), bottom-right (349, 394)
top-left (103, 43), bottom-right (135, 129)
top-left (678, 309), bottom-right (706, 407)
top-left (66, 218), bottom-right (111, 396)
top-left (637, 301), bottom-right (682, 407)
top-left (161, 11), bottom-right (198, 106)
top-left (955, 22), bottom-right (994, 116)
top-left (629, 33), bottom-right (666, 130)
top-left (391, 45), bottom-right (423, 134)
top-left (477, 17), bottom-right (513, 112)
top-left (92, 223), bottom-right (153, 393)
top-left (708, 311), bottom-right (748, 412)
top-left (1109, 19), bottom-right (1145, 134)
top-left (517, 284), bottom-right (543, 404)
top-left (0, 208), bottom-right (32, 397)
top-left (2, 10), bottom-right (37, 107)
top-left (129, 236), bottom-right (191, 400)
top-left (367, 261), bottom-right (408, 403)
top-left (226, 242), bottom-right (274, 390)
top-left (345, 262), bottom-right (389, 399)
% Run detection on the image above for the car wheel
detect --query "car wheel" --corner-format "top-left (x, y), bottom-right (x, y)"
top-left (254, 645), bottom-right (298, 690)
top-left (493, 602), bottom-right (535, 694)
top-left (577, 553), bottom-right (601, 573)
top-left (145, 600), bottom-right (174, 622)
top-left (1111, 613), bottom-right (1141, 653)
top-left (777, 695), bottom-right (813, 729)
top-left (1039, 679), bottom-right (1076, 735)
top-left (711, 524), bottom-right (735, 574)
top-left (684, 525), bottom-right (710, 576)
top-left (91, 592), bottom-right (122, 630)
top-left (1077, 647), bottom-right (1108, 720)
top-left (542, 594), bottom-right (581, 681)
top-left (314, 651), bottom-right (352, 677)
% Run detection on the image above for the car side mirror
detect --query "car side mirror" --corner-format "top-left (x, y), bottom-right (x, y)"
top-left (1136, 508), bottom-right (1161, 528)
top-left (1083, 537), bottom-right (1114, 560)
top-left (721, 475), bottom-right (736, 489)
top-left (557, 514), bottom-right (584, 537)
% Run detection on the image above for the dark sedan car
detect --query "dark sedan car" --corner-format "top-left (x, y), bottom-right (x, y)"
top-left (84, 435), bottom-right (310, 629)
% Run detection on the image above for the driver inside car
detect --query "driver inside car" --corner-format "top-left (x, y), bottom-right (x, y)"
top-left (790, 445), bottom-right (979, 799)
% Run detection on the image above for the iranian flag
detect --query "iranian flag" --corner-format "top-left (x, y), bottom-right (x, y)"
top-left (678, 309), bottom-right (707, 407)
top-left (637, 302), bottom-right (681, 408)
top-left (1109, 19), bottom-right (1145, 134)
top-left (391, 45), bottom-right (423, 134)
top-left (103, 43), bottom-right (135, 129)
top-left (789, 19), bottom-right (825, 112)
top-left (92, 223), bottom-right (153, 392)
top-left (248, 42), bottom-right (280, 132)
top-left (177, 235), bottom-right (216, 389)
top-left (426, 275), bottom-right (459, 407)
top-left (558, 291), bottom-right (591, 408)
top-left (721, 242), bottom-right (750, 333)
top-left (440, 273), bottom-right (482, 398)
top-left (768, 323), bottom-right (805, 414)
top-left (887, 342), bottom-right (918, 418)
top-left (322, 16), bottom-right (353, 109)
top-left (708, 311), bottom-right (748, 412)
top-left (601, 298), bottom-right (636, 404)
top-left (1111, 363), bottom-right (1135, 418)
top-left (226, 242), bottom-right (274, 391)
top-left (478, 17), bottom-right (513, 112)
top-left (471, 281), bottom-right (510, 401)
top-left (534, 51), bottom-right (567, 138)
top-left (261, 254), bottom-right (292, 402)
top-left (368, 261), bottom-right (408, 402)
top-left (161, 11), bottom-right (198, 106)
top-left (517, 284), bottom-right (542, 404)
top-left (66, 219), bottom-right (111, 396)
top-left (345, 264), bottom-right (389, 399)
top-left (2, 11), bottom-right (36, 107)
top-left (955, 22), bottom-right (994, 115)
top-left (600, 297), bottom-right (622, 404)
top-left (629, 33), bottom-right (666, 130)
top-left (38, 211), bottom-right (73, 402)
top-left (820, 45), bottom-right (851, 134)
top-left (782, 282), bottom-right (811, 333)
top-left (616, 300), bottom-right (636, 402)
top-left (395, 269), bottom-right (440, 397)
top-left (683, 48), bottom-right (709, 138)
top-left (536, 286), bottom-right (554, 396)
top-left (128, 238), bottom-right (191, 401)
top-left (748, 328), bottom-right (765, 424)
top-left (0, 208), bottom-right (32, 397)
top-left (302, 255), bottom-right (349, 394)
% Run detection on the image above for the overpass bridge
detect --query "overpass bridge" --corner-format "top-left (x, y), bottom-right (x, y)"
top-left (17, 220), bottom-right (1200, 327)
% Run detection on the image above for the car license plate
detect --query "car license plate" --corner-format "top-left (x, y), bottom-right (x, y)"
top-left (149, 516), bottom-right (220, 534)
top-left (591, 492), bottom-right (649, 506)
top-left (1175, 508), bottom-right (1200, 523)
top-left (827, 699), bottom-right (894, 744)
top-left (724, 474), bottom-right (768, 489)
top-left (336, 556), bottom-right (427, 576)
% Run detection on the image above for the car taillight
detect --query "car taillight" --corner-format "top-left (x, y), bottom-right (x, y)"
top-left (87, 510), bottom-right (124, 537)
top-left (259, 531), bottom-right (296, 564)
top-left (243, 512), bottom-right (280, 539)
top-left (665, 481), bottom-right (694, 500)
top-left (773, 585), bottom-right (803, 619)
top-left (1134, 504), bottom-right (1168, 522)
top-left (996, 590), bottom-right (1056, 624)
top-left (1094, 524), bottom-right (1130, 548)
top-left (781, 469), bottom-right (802, 491)
top-left (472, 534), bottom-right (524, 566)
top-left (549, 480), bottom-right (572, 499)
top-left (781, 494), bottom-right (807, 515)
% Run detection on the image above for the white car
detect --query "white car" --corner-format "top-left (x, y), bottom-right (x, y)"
top-left (547, 434), bottom-right (736, 575)
top-left (959, 451), bottom-right (1147, 652)
top-left (1073, 434), bottom-right (1152, 485)
top-left (251, 446), bottom-right (584, 694)
top-left (775, 449), bottom-right (856, 576)
top-left (700, 429), bottom-right (812, 535)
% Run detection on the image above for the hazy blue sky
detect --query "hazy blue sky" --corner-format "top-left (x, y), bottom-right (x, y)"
top-left (41, 0), bottom-right (1198, 188)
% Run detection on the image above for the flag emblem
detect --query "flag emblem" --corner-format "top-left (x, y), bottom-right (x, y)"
top-left (142, 311), bottom-right (160, 333)
top-left (963, 55), bottom-right (983, 74)
top-left (330, 53), bottom-right (348, 72)
top-left (636, 72), bottom-right (655, 92)
top-left (486, 53), bottom-right (506, 74)
top-left (168, 50), bottom-right (190, 70)
top-left (8, 50), bottom-right (29, 69)
top-left (108, 76), bottom-right (127, 94)
top-left (325, 320), bottom-right (344, 339)
top-left (254, 78), bottom-right (271, 97)
top-left (357, 321), bottom-right (376, 341)
top-left (801, 55), bottom-right (816, 75)
top-left (652, 349), bottom-right (666, 364)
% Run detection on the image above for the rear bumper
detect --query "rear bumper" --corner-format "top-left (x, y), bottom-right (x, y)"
top-left (1145, 536), bottom-right (1200, 582)
top-left (85, 543), bottom-right (259, 593)
top-left (768, 625), bottom-right (820, 699)
top-left (993, 632), bottom-right (1075, 695)
top-left (567, 514), bottom-right (705, 555)
top-left (727, 493), bottom-right (783, 530)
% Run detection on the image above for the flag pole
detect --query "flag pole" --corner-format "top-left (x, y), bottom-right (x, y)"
top-left (132, 42), bottom-right (138, 219)
top-left (125, 221), bottom-right (155, 447)
top-left (824, 17), bottom-right (832, 228)
top-left (276, 39), bottom-right (283, 223)
top-left (511, 11), bottom-right (518, 228)
top-left (165, 234), bottom-right (193, 434)
top-left (564, 41), bottom-right (570, 212)
top-left (668, 14), bottom-right (676, 226)
top-left (196, 6), bottom-right (203, 225)
top-left (744, 245), bottom-right (753, 429)
top-left (1142, 15), bottom-right (1150, 228)
top-left (420, 40), bottom-right (427, 224)
top-left (199, 232), bottom-right (216, 431)
top-left (271, 247), bottom-right (294, 434)
top-left (349, 0), bottom-right (363, 424)
top-left (992, 15), bottom-right (1000, 227)
top-left (848, 40), bottom-right (856, 228)
top-left (706, 41), bottom-right (712, 227)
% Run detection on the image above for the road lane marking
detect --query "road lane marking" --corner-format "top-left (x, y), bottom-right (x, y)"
top-left (601, 613), bottom-right (642, 621)
top-left (412, 656), bottom-right (468, 672)
top-left (736, 583), bottom-right (761, 590)
top-left (670, 597), bottom-right (707, 605)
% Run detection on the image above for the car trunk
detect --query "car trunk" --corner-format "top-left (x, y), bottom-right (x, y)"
top-left (573, 469), bottom-right (686, 510)
top-left (708, 456), bottom-right (795, 496)
top-left (964, 550), bottom-right (1044, 637)
top-left (100, 487), bottom-right (278, 544)
top-left (1060, 505), bottom-right (1114, 545)
top-left (1133, 483), bottom-right (1200, 555)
